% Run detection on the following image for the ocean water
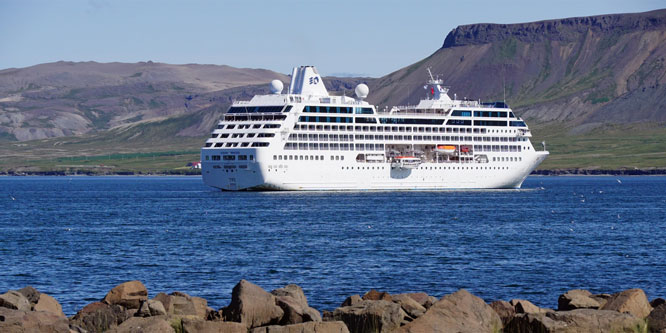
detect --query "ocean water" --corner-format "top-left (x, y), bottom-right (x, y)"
top-left (1, 176), bottom-right (664, 315)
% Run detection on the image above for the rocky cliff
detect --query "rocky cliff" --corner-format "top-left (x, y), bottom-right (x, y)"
top-left (369, 9), bottom-right (666, 132)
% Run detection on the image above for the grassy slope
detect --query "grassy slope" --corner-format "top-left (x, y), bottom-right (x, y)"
top-left (531, 123), bottom-right (666, 170)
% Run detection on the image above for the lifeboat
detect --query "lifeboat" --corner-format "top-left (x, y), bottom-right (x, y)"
top-left (436, 145), bottom-right (456, 154)
top-left (391, 156), bottom-right (421, 169)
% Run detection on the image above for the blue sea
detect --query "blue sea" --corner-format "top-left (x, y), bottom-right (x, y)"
top-left (1, 176), bottom-right (664, 315)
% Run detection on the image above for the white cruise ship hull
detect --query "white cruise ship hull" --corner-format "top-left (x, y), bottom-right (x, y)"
top-left (202, 150), bottom-right (548, 191)
top-left (200, 65), bottom-right (550, 192)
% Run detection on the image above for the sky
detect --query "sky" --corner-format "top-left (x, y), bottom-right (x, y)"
top-left (1, 0), bottom-right (664, 77)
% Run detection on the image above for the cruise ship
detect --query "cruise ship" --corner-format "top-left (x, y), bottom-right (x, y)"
top-left (201, 66), bottom-right (548, 190)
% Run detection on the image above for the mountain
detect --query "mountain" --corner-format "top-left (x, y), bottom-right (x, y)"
top-left (368, 9), bottom-right (666, 131)
top-left (1, 9), bottom-right (665, 172)
top-left (0, 61), bottom-right (293, 141)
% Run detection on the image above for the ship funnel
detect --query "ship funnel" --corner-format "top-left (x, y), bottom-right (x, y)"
top-left (288, 66), bottom-right (329, 96)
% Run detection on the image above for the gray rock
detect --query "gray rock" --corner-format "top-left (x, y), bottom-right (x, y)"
top-left (250, 321), bottom-right (350, 333)
top-left (490, 300), bottom-right (515, 327)
top-left (601, 288), bottom-right (653, 319)
top-left (34, 293), bottom-right (66, 317)
top-left (102, 280), bottom-right (148, 309)
top-left (69, 301), bottom-right (123, 332)
top-left (648, 303), bottom-right (666, 333)
top-left (397, 289), bottom-right (501, 333)
top-left (181, 317), bottom-right (246, 333)
top-left (340, 295), bottom-right (361, 307)
top-left (271, 284), bottom-right (309, 307)
top-left (362, 289), bottom-right (392, 302)
top-left (0, 307), bottom-right (70, 333)
top-left (511, 298), bottom-right (551, 314)
top-left (506, 309), bottom-right (645, 333)
top-left (651, 298), bottom-right (666, 309)
top-left (423, 296), bottom-right (438, 309)
top-left (148, 299), bottom-right (167, 316)
top-left (391, 294), bottom-right (426, 319)
top-left (153, 292), bottom-right (205, 318)
top-left (328, 300), bottom-right (403, 333)
top-left (18, 286), bottom-right (41, 304)
top-left (223, 279), bottom-right (284, 328)
top-left (558, 289), bottom-right (601, 311)
top-left (0, 290), bottom-right (31, 311)
top-left (109, 315), bottom-right (174, 333)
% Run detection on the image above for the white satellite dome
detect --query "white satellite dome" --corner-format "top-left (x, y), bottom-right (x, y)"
top-left (269, 80), bottom-right (283, 94)
top-left (355, 83), bottom-right (369, 99)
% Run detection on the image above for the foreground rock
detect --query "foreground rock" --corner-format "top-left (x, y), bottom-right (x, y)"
top-left (511, 298), bottom-right (552, 314)
top-left (109, 315), bottom-right (174, 333)
top-left (0, 307), bottom-right (70, 332)
top-left (154, 291), bottom-right (208, 318)
top-left (102, 280), bottom-right (148, 309)
top-left (0, 290), bottom-right (31, 311)
top-left (223, 279), bottom-right (284, 328)
top-left (601, 288), bottom-right (653, 318)
top-left (325, 300), bottom-right (403, 333)
top-left (250, 321), bottom-right (350, 333)
top-left (69, 301), bottom-right (126, 332)
top-left (648, 303), bottom-right (666, 333)
top-left (181, 317), bottom-right (247, 333)
top-left (398, 289), bottom-right (501, 333)
top-left (558, 289), bottom-right (601, 310)
top-left (391, 294), bottom-right (426, 319)
top-left (271, 284), bottom-right (322, 324)
top-left (490, 300), bottom-right (516, 327)
top-left (506, 309), bottom-right (645, 332)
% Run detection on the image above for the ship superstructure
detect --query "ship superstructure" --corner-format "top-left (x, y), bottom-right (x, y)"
top-left (201, 66), bottom-right (548, 190)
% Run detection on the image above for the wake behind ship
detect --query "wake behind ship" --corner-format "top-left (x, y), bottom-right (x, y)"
top-left (201, 66), bottom-right (548, 190)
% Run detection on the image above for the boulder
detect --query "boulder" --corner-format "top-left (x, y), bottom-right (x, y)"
top-left (362, 289), bottom-right (392, 302)
top-left (601, 288), bottom-right (653, 318)
top-left (250, 321), bottom-right (350, 333)
top-left (648, 303), bottom-right (666, 333)
top-left (34, 293), bottom-right (66, 317)
top-left (511, 299), bottom-right (551, 314)
top-left (397, 289), bottom-right (501, 333)
top-left (0, 307), bottom-right (70, 333)
top-left (181, 317), bottom-right (247, 333)
top-left (223, 279), bottom-right (284, 328)
top-left (109, 315), bottom-right (174, 333)
top-left (102, 281), bottom-right (148, 309)
top-left (69, 301), bottom-right (123, 332)
top-left (18, 286), bottom-right (41, 304)
top-left (136, 300), bottom-right (151, 317)
top-left (506, 309), bottom-right (645, 332)
top-left (153, 292), bottom-right (205, 318)
top-left (558, 289), bottom-right (601, 311)
top-left (591, 293), bottom-right (612, 308)
top-left (327, 300), bottom-right (403, 333)
top-left (276, 295), bottom-right (321, 325)
top-left (0, 290), bottom-right (31, 311)
top-left (271, 284), bottom-right (320, 324)
top-left (391, 294), bottom-right (426, 319)
top-left (399, 293), bottom-right (429, 307)
top-left (271, 285), bottom-right (309, 307)
top-left (490, 300), bottom-right (515, 327)
top-left (423, 296), bottom-right (438, 309)
top-left (341, 295), bottom-right (361, 307)
top-left (652, 298), bottom-right (666, 308)
top-left (148, 299), bottom-right (167, 316)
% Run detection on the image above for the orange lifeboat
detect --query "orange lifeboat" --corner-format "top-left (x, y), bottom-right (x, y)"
top-left (436, 145), bottom-right (456, 154)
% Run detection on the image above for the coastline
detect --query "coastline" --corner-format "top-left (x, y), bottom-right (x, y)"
top-left (1, 280), bottom-right (664, 332)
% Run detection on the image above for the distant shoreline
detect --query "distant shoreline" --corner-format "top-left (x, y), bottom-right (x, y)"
top-left (2, 169), bottom-right (666, 176)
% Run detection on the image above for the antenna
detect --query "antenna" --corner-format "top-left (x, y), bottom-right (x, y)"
top-left (427, 67), bottom-right (435, 81)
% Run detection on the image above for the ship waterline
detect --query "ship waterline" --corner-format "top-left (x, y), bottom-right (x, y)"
top-left (201, 66), bottom-right (548, 191)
